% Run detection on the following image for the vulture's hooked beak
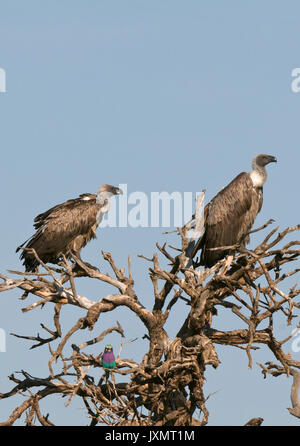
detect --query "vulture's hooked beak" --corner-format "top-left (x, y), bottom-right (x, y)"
top-left (270, 156), bottom-right (277, 163)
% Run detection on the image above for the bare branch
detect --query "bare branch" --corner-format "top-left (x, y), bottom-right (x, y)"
top-left (1, 221), bottom-right (299, 425)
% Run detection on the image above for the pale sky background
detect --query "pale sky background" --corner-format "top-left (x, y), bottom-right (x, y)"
top-left (0, 0), bottom-right (299, 426)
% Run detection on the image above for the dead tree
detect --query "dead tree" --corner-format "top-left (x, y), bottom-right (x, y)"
top-left (0, 218), bottom-right (299, 426)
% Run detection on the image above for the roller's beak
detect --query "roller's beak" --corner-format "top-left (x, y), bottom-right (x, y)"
top-left (270, 155), bottom-right (277, 163)
top-left (116, 188), bottom-right (123, 195)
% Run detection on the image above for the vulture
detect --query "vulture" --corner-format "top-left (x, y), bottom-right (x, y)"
top-left (17, 184), bottom-right (123, 272)
top-left (191, 154), bottom-right (277, 267)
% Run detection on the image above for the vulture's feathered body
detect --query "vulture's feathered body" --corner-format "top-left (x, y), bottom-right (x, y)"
top-left (192, 154), bottom-right (277, 267)
top-left (17, 184), bottom-right (123, 272)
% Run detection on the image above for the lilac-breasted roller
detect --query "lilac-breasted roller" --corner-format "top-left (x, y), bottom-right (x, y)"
top-left (101, 344), bottom-right (116, 379)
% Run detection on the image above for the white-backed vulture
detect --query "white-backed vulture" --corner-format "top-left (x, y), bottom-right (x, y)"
top-left (17, 184), bottom-right (123, 272)
top-left (191, 154), bottom-right (277, 267)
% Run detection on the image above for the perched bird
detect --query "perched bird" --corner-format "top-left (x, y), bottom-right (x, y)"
top-left (191, 154), bottom-right (277, 267)
top-left (101, 344), bottom-right (116, 379)
top-left (17, 184), bottom-right (123, 272)
top-left (244, 417), bottom-right (264, 426)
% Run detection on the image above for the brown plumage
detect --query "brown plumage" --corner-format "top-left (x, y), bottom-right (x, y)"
top-left (17, 184), bottom-right (123, 272)
top-left (192, 154), bottom-right (277, 267)
top-left (244, 417), bottom-right (264, 426)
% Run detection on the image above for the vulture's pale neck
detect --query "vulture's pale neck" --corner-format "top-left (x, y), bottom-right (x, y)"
top-left (250, 160), bottom-right (267, 188)
top-left (96, 191), bottom-right (112, 225)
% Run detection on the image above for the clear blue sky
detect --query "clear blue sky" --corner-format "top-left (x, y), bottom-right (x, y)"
top-left (0, 0), bottom-right (299, 426)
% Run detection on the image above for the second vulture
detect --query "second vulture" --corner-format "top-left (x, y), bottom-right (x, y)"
top-left (191, 154), bottom-right (277, 267)
top-left (17, 184), bottom-right (123, 272)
